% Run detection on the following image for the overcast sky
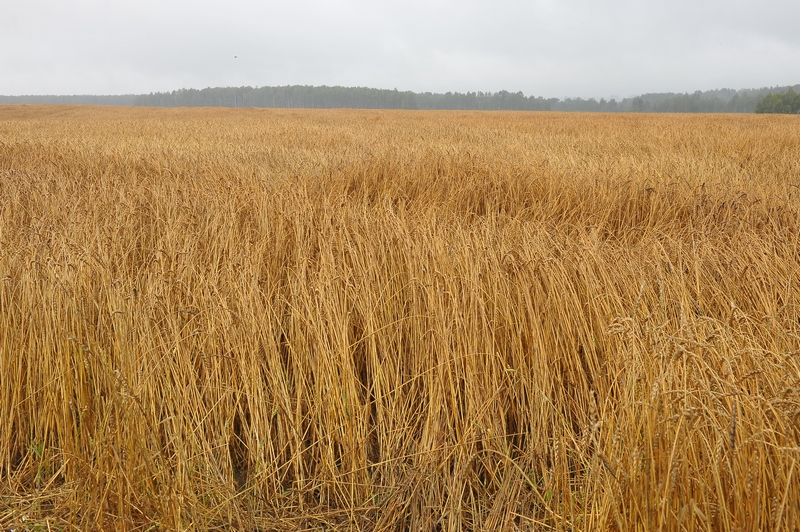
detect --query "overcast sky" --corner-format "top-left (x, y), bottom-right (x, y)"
top-left (2, 0), bottom-right (798, 99)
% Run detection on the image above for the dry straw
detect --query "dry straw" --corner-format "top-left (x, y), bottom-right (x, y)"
top-left (1, 105), bottom-right (799, 530)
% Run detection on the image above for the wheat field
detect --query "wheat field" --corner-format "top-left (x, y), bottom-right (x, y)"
top-left (1, 105), bottom-right (799, 530)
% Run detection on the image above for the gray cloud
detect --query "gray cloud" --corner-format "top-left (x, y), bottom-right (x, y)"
top-left (2, 0), bottom-right (798, 98)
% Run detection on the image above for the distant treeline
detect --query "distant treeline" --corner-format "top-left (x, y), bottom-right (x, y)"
top-left (132, 85), bottom-right (800, 113)
top-left (2, 84), bottom-right (799, 112)
top-left (755, 88), bottom-right (800, 114)
top-left (0, 94), bottom-right (138, 106)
